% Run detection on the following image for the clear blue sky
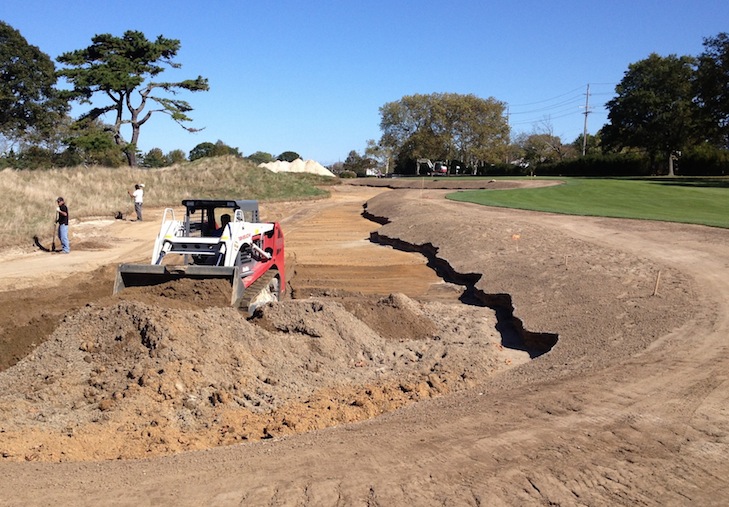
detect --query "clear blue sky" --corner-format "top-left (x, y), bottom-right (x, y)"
top-left (2, 1), bottom-right (728, 165)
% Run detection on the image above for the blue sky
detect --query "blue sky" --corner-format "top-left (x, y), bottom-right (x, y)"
top-left (2, 1), bottom-right (728, 165)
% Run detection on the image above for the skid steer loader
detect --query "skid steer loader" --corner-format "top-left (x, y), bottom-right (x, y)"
top-left (113, 199), bottom-right (284, 314)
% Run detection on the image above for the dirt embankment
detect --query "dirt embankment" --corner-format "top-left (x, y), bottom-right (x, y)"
top-left (2, 181), bottom-right (728, 506)
top-left (0, 184), bottom-right (528, 462)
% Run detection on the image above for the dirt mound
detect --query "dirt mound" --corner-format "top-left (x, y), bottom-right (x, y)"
top-left (115, 278), bottom-right (234, 309)
top-left (259, 159), bottom-right (335, 177)
top-left (0, 292), bottom-right (522, 462)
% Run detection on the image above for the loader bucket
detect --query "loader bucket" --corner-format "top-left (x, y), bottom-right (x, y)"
top-left (114, 264), bottom-right (245, 307)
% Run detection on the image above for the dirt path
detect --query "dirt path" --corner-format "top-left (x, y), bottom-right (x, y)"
top-left (282, 185), bottom-right (462, 300)
top-left (2, 183), bottom-right (729, 505)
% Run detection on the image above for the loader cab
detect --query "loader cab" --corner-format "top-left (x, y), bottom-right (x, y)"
top-left (181, 199), bottom-right (260, 237)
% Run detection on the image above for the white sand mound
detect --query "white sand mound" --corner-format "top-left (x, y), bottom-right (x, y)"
top-left (259, 158), bottom-right (335, 177)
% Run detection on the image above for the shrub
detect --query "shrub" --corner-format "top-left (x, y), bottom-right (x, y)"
top-left (679, 145), bottom-right (729, 176)
top-left (539, 153), bottom-right (651, 177)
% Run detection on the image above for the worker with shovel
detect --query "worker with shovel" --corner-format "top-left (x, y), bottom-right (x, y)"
top-left (56, 197), bottom-right (70, 254)
top-left (128, 183), bottom-right (144, 221)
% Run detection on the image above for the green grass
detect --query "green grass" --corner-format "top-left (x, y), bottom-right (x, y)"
top-left (448, 177), bottom-right (729, 228)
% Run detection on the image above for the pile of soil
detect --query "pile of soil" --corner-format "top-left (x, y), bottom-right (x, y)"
top-left (0, 284), bottom-right (523, 461)
top-left (258, 159), bottom-right (335, 177)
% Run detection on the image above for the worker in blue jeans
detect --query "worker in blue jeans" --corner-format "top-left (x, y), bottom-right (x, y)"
top-left (56, 197), bottom-right (70, 253)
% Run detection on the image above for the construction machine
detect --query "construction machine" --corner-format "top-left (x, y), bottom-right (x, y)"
top-left (416, 159), bottom-right (448, 176)
top-left (113, 199), bottom-right (285, 314)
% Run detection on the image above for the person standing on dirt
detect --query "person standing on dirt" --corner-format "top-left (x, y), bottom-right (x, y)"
top-left (128, 183), bottom-right (144, 221)
top-left (56, 197), bottom-right (70, 254)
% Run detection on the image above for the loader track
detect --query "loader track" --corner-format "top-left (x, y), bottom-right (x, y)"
top-left (239, 268), bottom-right (280, 313)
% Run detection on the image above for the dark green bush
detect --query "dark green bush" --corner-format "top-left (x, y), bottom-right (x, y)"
top-left (679, 145), bottom-right (729, 176)
top-left (539, 153), bottom-right (651, 177)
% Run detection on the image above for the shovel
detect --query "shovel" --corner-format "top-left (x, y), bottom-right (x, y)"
top-left (51, 220), bottom-right (58, 252)
top-left (32, 219), bottom-right (58, 253)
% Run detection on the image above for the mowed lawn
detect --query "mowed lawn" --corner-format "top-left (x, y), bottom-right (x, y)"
top-left (448, 177), bottom-right (729, 229)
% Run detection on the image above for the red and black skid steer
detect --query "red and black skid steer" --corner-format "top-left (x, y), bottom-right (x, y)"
top-left (114, 199), bottom-right (284, 314)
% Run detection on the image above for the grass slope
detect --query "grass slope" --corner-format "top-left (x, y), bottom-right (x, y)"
top-left (2, 156), bottom-right (336, 250)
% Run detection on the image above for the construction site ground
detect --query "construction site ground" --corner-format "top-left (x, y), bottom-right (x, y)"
top-left (1, 180), bottom-right (728, 506)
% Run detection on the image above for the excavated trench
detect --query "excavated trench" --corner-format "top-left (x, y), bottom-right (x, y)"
top-left (364, 212), bottom-right (558, 359)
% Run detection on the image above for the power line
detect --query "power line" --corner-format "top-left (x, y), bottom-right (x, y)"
top-left (508, 109), bottom-right (588, 127)
top-left (507, 86), bottom-right (586, 107)
top-left (506, 83), bottom-right (615, 135)
top-left (508, 95), bottom-right (585, 116)
top-left (506, 83), bottom-right (615, 112)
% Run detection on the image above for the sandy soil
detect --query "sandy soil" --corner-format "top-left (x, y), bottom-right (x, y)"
top-left (1, 181), bottom-right (728, 506)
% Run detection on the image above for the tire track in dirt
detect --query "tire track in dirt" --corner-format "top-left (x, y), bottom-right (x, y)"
top-left (281, 185), bottom-right (463, 302)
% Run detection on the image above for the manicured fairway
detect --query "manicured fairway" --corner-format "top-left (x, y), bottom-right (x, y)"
top-left (448, 177), bottom-right (729, 228)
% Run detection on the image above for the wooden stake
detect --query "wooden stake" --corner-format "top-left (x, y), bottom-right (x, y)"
top-left (652, 270), bottom-right (662, 296)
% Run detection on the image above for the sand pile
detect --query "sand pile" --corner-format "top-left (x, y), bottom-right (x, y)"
top-left (259, 158), bottom-right (335, 177)
top-left (0, 293), bottom-right (523, 462)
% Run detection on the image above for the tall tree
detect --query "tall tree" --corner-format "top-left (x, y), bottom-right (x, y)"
top-left (528, 119), bottom-right (570, 162)
top-left (695, 33), bottom-right (729, 149)
top-left (246, 151), bottom-right (274, 164)
top-left (166, 149), bottom-right (187, 165)
top-left (379, 93), bottom-right (509, 171)
top-left (142, 147), bottom-right (167, 168)
top-left (572, 131), bottom-right (602, 156)
top-left (603, 53), bottom-right (699, 175)
top-left (277, 151), bottom-right (301, 162)
top-left (0, 21), bottom-right (67, 144)
top-left (64, 117), bottom-right (126, 167)
top-left (189, 140), bottom-right (239, 161)
top-left (342, 149), bottom-right (376, 177)
top-left (515, 132), bottom-right (564, 167)
top-left (364, 139), bottom-right (394, 174)
top-left (56, 30), bottom-right (209, 166)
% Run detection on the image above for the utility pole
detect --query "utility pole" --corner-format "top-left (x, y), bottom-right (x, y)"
top-left (581, 83), bottom-right (591, 156)
top-left (505, 105), bottom-right (511, 164)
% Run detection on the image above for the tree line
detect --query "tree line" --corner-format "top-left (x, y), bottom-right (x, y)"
top-left (0, 22), bottom-right (304, 169)
top-left (2, 20), bottom-right (728, 176)
top-left (340, 32), bottom-right (729, 177)
top-left (601, 33), bottom-right (729, 176)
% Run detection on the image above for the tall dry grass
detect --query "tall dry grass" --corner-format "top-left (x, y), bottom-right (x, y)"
top-left (2, 156), bottom-right (336, 251)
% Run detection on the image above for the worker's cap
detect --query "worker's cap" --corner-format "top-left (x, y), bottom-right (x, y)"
top-left (138, 183), bottom-right (145, 188)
